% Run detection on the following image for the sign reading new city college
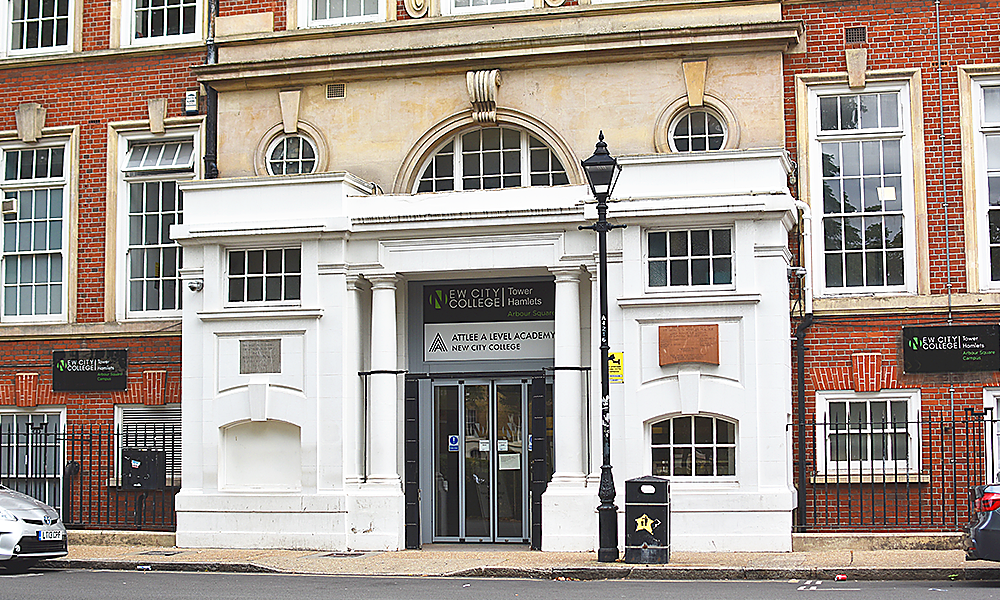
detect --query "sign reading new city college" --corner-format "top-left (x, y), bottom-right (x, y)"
top-left (424, 280), bottom-right (555, 362)
top-left (52, 349), bottom-right (128, 392)
top-left (902, 325), bottom-right (1000, 373)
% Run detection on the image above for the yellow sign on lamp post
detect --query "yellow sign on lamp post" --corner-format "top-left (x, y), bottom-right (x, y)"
top-left (609, 352), bottom-right (623, 384)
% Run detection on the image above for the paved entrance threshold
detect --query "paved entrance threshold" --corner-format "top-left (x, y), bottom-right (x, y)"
top-left (45, 538), bottom-right (1000, 581)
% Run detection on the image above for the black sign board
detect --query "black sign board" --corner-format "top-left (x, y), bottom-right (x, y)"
top-left (902, 325), bottom-right (1000, 373)
top-left (424, 280), bottom-right (555, 324)
top-left (52, 349), bottom-right (128, 391)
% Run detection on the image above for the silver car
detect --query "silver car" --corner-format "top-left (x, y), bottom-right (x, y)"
top-left (0, 485), bottom-right (68, 573)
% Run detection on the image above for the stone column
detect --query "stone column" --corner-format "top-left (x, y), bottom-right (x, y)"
top-left (549, 266), bottom-right (586, 484)
top-left (343, 274), bottom-right (365, 487)
top-left (367, 274), bottom-right (400, 486)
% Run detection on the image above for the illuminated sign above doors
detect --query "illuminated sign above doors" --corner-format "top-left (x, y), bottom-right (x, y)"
top-left (423, 280), bottom-right (555, 362)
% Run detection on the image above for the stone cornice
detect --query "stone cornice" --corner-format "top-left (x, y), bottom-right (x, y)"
top-left (196, 10), bottom-right (803, 89)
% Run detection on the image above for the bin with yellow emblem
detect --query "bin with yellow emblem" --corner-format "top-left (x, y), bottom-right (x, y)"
top-left (624, 476), bottom-right (669, 563)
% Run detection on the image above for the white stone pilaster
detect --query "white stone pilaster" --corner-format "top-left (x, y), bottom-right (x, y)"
top-left (343, 274), bottom-right (365, 487)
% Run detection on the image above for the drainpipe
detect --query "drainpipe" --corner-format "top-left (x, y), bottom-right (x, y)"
top-left (793, 199), bottom-right (814, 531)
top-left (935, 0), bottom-right (951, 325)
top-left (204, 0), bottom-right (219, 179)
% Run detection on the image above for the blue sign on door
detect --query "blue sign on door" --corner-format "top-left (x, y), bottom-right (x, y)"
top-left (448, 435), bottom-right (460, 452)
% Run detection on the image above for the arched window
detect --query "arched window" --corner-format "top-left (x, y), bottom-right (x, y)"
top-left (650, 415), bottom-right (736, 477)
top-left (267, 134), bottom-right (318, 176)
top-left (415, 126), bottom-right (569, 193)
top-left (669, 108), bottom-right (727, 152)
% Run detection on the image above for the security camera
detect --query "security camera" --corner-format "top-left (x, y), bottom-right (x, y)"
top-left (187, 279), bottom-right (204, 292)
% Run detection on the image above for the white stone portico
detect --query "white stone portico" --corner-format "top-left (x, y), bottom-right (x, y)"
top-left (173, 148), bottom-right (797, 553)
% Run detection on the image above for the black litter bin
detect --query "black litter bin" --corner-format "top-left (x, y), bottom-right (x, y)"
top-left (624, 476), bottom-right (669, 563)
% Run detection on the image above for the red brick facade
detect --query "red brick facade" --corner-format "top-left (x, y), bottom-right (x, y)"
top-left (784, 0), bottom-right (1000, 531)
top-left (1, 37), bottom-right (200, 435)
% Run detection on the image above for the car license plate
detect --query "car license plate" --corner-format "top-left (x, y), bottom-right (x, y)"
top-left (38, 530), bottom-right (63, 541)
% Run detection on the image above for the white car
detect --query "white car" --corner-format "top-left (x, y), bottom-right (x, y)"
top-left (0, 485), bottom-right (68, 573)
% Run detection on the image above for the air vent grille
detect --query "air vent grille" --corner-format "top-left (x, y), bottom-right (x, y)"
top-left (845, 26), bottom-right (867, 44)
top-left (327, 83), bottom-right (346, 99)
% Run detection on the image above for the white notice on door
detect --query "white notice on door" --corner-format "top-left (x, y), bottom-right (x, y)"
top-left (498, 439), bottom-right (509, 451)
top-left (479, 439), bottom-right (490, 452)
top-left (498, 453), bottom-right (520, 471)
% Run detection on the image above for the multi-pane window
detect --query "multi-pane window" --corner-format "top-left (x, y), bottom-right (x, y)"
top-left (981, 85), bottom-right (1000, 283)
top-left (826, 399), bottom-right (908, 464)
top-left (8, 0), bottom-right (70, 52)
top-left (416, 127), bottom-right (569, 193)
top-left (651, 415), bottom-right (736, 477)
top-left (227, 248), bottom-right (301, 303)
top-left (123, 140), bottom-right (194, 316)
top-left (816, 90), bottom-right (909, 292)
top-left (648, 229), bottom-right (732, 287)
top-left (670, 109), bottom-right (726, 152)
top-left (449, 0), bottom-right (529, 12)
top-left (816, 391), bottom-right (920, 474)
top-left (133, 0), bottom-right (197, 40)
top-left (311, 0), bottom-right (379, 22)
top-left (267, 135), bottom-right (317, 176)
top-left (1, 145), bottom-right (67, 320)
top-left (0, 412), bottom-right (62, 509)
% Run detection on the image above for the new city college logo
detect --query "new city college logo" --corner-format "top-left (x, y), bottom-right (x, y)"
top-left (908, 336), bottom-right (921, 351)
top-left (428, 288), bottom-right (448, 310)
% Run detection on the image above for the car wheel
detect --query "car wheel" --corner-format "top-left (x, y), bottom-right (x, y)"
top-left (0, 559), bottom-right (39, 574)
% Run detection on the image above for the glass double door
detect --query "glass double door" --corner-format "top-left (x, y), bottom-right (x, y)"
top-left (433, 380), bottom-right (528, 542)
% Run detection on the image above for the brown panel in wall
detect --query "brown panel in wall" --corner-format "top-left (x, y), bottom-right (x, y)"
top-left (658, 324), bottom-right (719, 366)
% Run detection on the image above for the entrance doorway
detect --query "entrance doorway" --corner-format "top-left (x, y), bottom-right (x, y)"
top-left (432, 379), bottom-right (528, 542)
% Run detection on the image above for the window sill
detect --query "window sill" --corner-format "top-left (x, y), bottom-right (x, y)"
top-left (811, 292), bottom-right (1000, 315)
top-left (810, 472), bottom-right (930, 485)
top-left (198, 307), bottom-right (323, 321)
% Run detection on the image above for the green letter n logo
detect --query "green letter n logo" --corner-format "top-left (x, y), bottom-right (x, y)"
top-left (429, 289), bottom-right (447, 310)
top-left (908, 337), bottom-right (921, 351)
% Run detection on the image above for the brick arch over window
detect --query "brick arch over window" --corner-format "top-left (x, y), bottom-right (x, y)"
top-left (393, 108), bottom-right (584, 194)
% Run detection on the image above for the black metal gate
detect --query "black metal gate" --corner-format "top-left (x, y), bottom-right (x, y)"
top-left (793, 409), bottom-right (996, 531)
top-left (1, 422), bottom-right (180, 531)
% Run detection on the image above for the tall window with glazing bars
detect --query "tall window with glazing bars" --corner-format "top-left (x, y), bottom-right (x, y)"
top-left (123, 140), bottom-right (194, 316)
top-left (818, 91), bottom-right (906, 291)
top-left (133, 0), bottom-right (197, 39)
top-left (9, 0), bottom-right (69, 51)
top-left (1, 144), bottom-right (66, 320)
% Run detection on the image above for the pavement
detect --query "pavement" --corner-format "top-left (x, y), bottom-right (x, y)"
top-left (33, 532), bottom-right (1000, 581)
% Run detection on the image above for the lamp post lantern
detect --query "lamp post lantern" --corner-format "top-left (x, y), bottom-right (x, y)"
top-left (579, 132), bottom-right (624, 563)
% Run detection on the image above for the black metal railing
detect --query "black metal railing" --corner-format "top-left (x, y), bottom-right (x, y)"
top-left (793, 408), bottom-right (997, 532)
top-left (1, 423), bottom-right (180, 531)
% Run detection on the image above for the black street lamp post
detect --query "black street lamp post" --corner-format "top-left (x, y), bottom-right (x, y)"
top-left (579, 132), bottom-right (624, 563)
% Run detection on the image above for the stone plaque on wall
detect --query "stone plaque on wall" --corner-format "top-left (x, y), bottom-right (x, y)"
top-left (240, 339), bottom-right (281, 374)
top-left (658, 325), bottom-right (719, 366)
